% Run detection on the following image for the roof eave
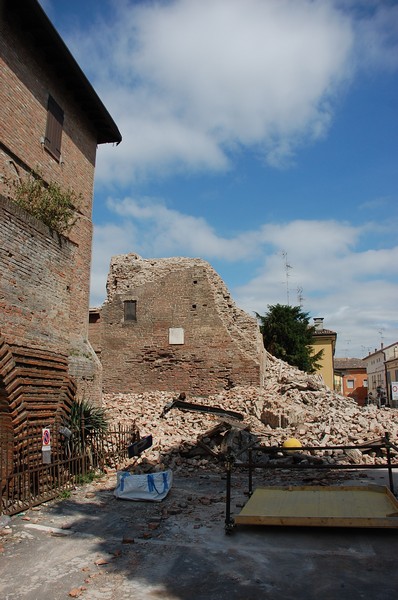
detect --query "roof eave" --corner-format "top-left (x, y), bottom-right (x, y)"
top-left (4, 0), bottom-right (122, 145)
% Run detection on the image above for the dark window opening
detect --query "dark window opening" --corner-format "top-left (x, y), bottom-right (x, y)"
top-left (192, 304), bottom-right (197, 309)
top-left (89, 312), bottom-right (100, 324)
top-left (44, 95), bottom-right (64, 161)
top-left (193, 280), bottom-right (198, 284)
top-left (124, 300), bottom-right (137, 322)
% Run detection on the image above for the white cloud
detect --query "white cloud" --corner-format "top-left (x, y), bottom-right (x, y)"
top-left (234, 220), bottom-right (398, 356)
top-left (57, 0), bottom-right (398, 356)
top-left (104, 196), bottom-right (260, 259)
top-left (90, 200), bottom-right (398, 356)
top-left (68, 0), bottom-right (356, 183)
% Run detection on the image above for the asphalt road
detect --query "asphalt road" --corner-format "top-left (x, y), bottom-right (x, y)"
top-left (1, 468), bottom-right (398, 600)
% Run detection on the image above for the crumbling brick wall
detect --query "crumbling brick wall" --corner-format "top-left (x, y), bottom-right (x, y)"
top-left (97, 254), bottom-right (266, 395)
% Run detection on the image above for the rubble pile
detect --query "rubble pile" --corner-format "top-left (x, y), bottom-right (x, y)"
top-left (103, 352), bottom-right (398, 473)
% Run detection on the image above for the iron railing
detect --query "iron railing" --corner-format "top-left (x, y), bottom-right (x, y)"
top-left (0, 422), bottom-right (136, 515)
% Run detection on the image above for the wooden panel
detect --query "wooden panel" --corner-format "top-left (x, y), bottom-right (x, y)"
top-left (235, 485), bottom-right (398, 528)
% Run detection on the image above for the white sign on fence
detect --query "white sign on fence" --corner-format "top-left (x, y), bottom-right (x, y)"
top-left (42, 428), bottom-right (51, 446)
top-left (392, 382), bottom-right (398, 401)
top-left (42, 427), bottom-right (52, 464)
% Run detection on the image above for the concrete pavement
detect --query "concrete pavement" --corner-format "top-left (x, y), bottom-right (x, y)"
top-left (1, 468), bottom-right (398, 600)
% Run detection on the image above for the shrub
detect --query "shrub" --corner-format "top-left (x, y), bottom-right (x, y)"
top-left (70, 399), bottom-right (108, 436)
top-left (4, 170), bottom-right (80, 234)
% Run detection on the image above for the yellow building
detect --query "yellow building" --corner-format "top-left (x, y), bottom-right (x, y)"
top-left (311, 318), bottom-right (337, 389)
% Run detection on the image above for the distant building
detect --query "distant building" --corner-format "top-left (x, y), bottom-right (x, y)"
top-left (334, 358), bottom-right (367, 406)
top-left (311, 318), bottom-right (337, 389)
top-left (363, 342), bottom-right (398, 406)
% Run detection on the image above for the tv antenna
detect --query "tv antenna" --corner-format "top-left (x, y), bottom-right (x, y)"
top-left (297, 286), bottom-right (304, 308)
top-left (281, 250), bottom-right (292, 305)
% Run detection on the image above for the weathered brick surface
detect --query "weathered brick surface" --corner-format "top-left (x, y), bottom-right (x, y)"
top-left (0, 332), bottom-right (77, 486)
top-left (95, 254), bottom-right (266, 395)
top-left (0, 18), bottom-right (95, 341)
top-left (0, 196), bottom-right (75, 352)
top-left (0, 198), bottom-right (78, 433)
top-left (88, 309), bottom-right (102, 355)
top-left (0, 12), bottom-right (103, 408)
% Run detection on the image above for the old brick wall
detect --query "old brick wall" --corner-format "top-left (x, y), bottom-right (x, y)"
top-left (88, 309), bottom-right (102, 356)
top-left (0, 196), bottom-right (75, 353)
top-left (98, 254), bottom-right (266, 395)
top-left (0, 14), bottom-right (102, 404)
top-left (0, 198), bottom-right (77, 438)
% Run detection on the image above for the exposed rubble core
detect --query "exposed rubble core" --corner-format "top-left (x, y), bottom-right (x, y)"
top-left (103, 351), bottom-right (398, 475)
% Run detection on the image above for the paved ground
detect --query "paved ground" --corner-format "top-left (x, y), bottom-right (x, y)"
top-left (1, 467), bottom-right (398, 600)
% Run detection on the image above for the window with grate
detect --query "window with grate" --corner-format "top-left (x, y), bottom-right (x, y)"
top-left (124, 300), bottom-right (137, 322)
top-left (44, 95), bottom-right (64, 161)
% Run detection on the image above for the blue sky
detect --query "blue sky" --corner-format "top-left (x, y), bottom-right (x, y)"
top-left (40, 0), bottom-right (398, 358)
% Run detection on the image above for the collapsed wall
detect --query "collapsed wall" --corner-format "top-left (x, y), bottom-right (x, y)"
top-left (103, 351), bottom-right (398, 474)
top-left (98, 254), bottom-right (266, 395)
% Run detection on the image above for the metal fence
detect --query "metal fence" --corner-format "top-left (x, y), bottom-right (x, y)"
top-left (1, 422), bottom-right (136, 516)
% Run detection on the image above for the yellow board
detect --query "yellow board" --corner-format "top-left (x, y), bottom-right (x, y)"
top-left (235, 485), bottom-right (398, 528)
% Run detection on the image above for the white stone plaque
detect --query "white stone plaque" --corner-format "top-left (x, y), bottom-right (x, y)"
top-left (169, 327), bottom-right (184, 344)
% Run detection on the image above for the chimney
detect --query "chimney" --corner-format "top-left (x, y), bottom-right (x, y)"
top-left (313, 317), bottom-right (324, 331)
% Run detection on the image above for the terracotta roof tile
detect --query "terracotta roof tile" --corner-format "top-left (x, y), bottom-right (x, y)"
top-left (334, 358), bottom-right (366, 370)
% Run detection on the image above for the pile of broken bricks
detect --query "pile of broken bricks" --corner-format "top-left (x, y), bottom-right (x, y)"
top-left (102, 351), bottom-right (398, 476)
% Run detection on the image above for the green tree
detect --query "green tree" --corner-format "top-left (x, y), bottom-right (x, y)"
top-left (256, 303), bottom-right (323, 373)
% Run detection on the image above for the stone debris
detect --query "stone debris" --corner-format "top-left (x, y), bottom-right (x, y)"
top-left (68, 588), bottom-right (84, 598)
top-left (103, 351), bottom-right (398, 473)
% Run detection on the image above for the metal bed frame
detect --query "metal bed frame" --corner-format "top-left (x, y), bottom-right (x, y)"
top-left (225, 432), bottom-right (398, 533)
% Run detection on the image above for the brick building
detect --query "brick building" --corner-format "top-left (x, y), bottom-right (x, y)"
top-left (89, 254), bottom-right (266, 396)
top-left (334, 358), bottom-right (368, 406)
top-left (0, 0), bottom-right (121, 444)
